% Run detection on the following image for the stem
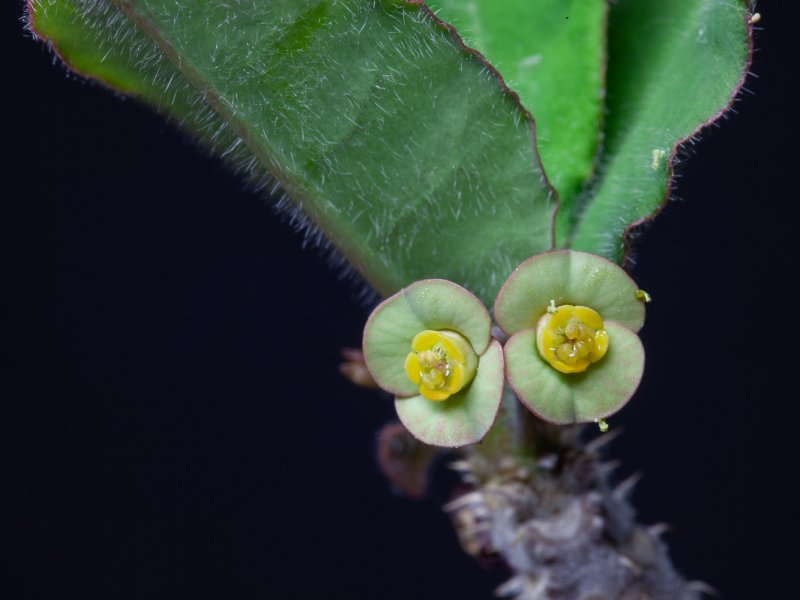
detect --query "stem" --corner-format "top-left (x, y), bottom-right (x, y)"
top-left (450, 393), bottom-right (705, 599)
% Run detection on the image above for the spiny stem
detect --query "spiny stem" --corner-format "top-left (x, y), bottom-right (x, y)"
top-left (453, 396), bottom-right (701, 599)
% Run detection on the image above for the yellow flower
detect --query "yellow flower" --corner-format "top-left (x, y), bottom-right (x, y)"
top-left (536, 305), bottom-right (609, 374)
top-left (404, 330), bottom-right (478, 401)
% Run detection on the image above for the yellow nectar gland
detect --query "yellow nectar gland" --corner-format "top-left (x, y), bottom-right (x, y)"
top-left (404, 330), bottom-right (478, 401)
top-left (536, 304), bottom-right (609, 374)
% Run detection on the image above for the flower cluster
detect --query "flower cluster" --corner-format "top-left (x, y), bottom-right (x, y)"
top-left (362, 251), bottom-right (647, 447)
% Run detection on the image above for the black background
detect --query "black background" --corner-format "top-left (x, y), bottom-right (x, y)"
top-left (2, 1), bottom-right (799, 598)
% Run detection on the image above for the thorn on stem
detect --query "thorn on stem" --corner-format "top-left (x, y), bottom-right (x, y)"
top-left (688, 580), bottom-right (719, 597)
top-left (613, 472), bottom-right (642, 500)
top-left (647, 523), bottom-right (671, 538)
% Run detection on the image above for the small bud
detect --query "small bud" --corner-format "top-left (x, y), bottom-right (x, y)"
top-left (376, 423), bottom-right (437, 498)
top-left (651, 148), bottom-right (667, 170)
top-left (339, 348), bottom-right (379, 389)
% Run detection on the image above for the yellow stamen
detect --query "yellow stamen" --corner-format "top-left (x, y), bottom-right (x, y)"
top-left (536, 305), bottom-right (609, 374)
top-left (404, 330), bottom-right (477, 401)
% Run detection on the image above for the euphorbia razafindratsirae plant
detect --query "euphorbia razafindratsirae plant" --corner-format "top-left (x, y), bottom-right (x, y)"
top-left (25, 0), bottom-right (755, 597)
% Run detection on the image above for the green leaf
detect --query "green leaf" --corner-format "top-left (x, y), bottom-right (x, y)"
top-left (494, 250), bottom-right (645, 336)
top-left (363, 279), bottom-right (491, 397)
top-left (79, 0), bottom-right (555, 304)
top-left (504, 323), bottom-right (644, 424)
top-left (569, 0), bottom-right (752, 261)
top-left (428, 0), bottom-right (607, 243)
top-left (395, 339), bottom-right (504, 447)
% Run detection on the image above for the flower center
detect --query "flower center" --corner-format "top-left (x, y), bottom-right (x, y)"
top-left (536, 304), bottom-right (609, 374)
top-left (404, 330), bottom-right (478, 401)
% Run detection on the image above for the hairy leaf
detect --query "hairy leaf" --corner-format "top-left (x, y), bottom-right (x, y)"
top-left (32, 0), bottom-right (557, 304)
top-left (27, 0), bottom-right (266, 179)
top-left (28, 0), bottom-right (162, 96)
top-left (28, 0), bottom-right (752, 294)
top-left (569, 0), bottom-right (753, 261)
